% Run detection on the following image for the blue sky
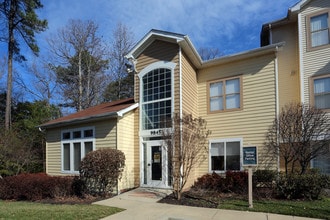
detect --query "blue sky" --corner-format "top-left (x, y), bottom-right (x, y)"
top-left (36, 0), bottom-right (299, 55)
top-left (0, 0), bottom-right (299, 99)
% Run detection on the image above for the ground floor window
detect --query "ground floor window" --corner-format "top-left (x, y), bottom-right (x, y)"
top-left (61, 127), bottom-right (95, 173)
top-left (209, 138), bottom-right (241, 172)
top-left (312, 148), bottom-right (330, 175)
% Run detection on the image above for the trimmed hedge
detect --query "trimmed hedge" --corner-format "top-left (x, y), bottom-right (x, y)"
top-left (0, 173), bottom-right (74, 201)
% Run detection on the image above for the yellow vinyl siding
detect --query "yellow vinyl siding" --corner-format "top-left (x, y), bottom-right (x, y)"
top-left (300, 0), bottom-right (330, 104)
top-left (46, 120), bottom-right (117, 176)
top-left (135, 40), bottom-right (180, 112)
top-left (46, 128), bottom-right (62, 175)
top-left (197, 54), bottom-right (277, 176)
top-left (272, 22), bottom-right (301, 108)
top-left (182, 51), bottom-right (198, 117)
top-left (117, 110), bottom-right (139, 191)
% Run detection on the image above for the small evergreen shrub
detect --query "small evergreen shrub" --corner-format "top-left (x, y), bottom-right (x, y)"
top-left (276, 171), bottom-right (329, 200)
top-left (0, 173), bottom-right (74, 201)
top-left (79, 148), bottom-right (125, 196)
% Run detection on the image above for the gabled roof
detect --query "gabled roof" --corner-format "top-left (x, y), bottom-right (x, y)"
top-left (125, 29), bottom-right (203, 69)
top-left (40, 98), bottom-right (138, 129)
top-left (126, 29), bottom-right (283, 70)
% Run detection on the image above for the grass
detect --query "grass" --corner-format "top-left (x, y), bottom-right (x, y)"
top-left (219, 197), bottom-right (330, 220)
top-left (0, 200), bottom-right (124, 220)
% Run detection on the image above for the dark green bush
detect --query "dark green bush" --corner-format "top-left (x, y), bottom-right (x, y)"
top-left (276, 172), bottom-right (329, 200)
top-left (79, 148), bottom-right (125, 196)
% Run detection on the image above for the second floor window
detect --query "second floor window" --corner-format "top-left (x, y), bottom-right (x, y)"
top-left (309, 11), bottom-right (330, 49)
top-left (209, 77), bottom-right (241, 112)
top-left (313, 75), bottom-right (330, 110)
top-left (142, 68), bottom-right (172, 130)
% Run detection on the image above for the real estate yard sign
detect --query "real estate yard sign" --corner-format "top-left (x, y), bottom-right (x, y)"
top-left (243, 146), bottom-right (257, 166)
top-left (243, 146), bottom-right (257, 208)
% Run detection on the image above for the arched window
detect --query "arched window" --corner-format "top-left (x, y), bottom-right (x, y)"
top-left (141, 68), bottom-right (172, 130)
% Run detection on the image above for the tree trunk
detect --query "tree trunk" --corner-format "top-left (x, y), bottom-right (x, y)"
top-left (78, 51), bottom-right (82, 111)
top-left (5, 1), bottom-right (16, 130)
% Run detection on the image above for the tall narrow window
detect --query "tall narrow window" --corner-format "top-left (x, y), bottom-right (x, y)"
top-left (142, 68), bottom-right (172, 130)
top-left (209, 77), bottom-right (241, 112)
top-left (313, 75), bottom-right (330, 110)
top-left (308, 11), bottom-right (330, 49)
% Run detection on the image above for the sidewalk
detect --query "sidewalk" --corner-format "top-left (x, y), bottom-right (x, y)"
top-left (93, 188), bottom-right (320, 220)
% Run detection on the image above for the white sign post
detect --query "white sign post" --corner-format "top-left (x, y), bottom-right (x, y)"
top-left (243, 146), bottom-right (258, 209)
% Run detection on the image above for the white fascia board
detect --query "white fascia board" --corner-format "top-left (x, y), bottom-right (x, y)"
top-left (290, 0), bottom-right (310, 12)
top-left (117, 103), bottom-right (139, 117)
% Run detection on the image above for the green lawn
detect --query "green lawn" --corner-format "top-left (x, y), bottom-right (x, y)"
top-left (219, 197), bottom-right (330, 220)
top-left (0, 200), bottom-right (123, 220)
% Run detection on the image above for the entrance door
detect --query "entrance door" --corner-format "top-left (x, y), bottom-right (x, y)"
top-left (143, 141), bottom-right (168, 188)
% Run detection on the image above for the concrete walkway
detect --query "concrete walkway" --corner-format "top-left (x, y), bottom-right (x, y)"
top-left (93, 188), bottom-right (320, 220)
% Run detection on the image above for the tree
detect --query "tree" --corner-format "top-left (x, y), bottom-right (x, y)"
top-left (15, 58), bottom-right (58, 105)
top-left (265, 102), bottom-right (330, 175)
top-left (0, 0), bottom-right (47, 130)
top-left (103, 23), bottom-right (135, 101)
top-left (198, 47), bottom-right (223, 61)
top-left (162, 112), bottom-right (211, 200)
top-left (48, 19), bottom-right (108, 111)
top-left (0, 98), bottom-right (61, 176)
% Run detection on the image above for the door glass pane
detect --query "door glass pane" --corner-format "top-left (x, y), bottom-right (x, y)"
top-left (73, 143), bottom-right (81, 171)
top-left (63, 143), bottom-right (70, 170)
top-left (151, 146), bottom-right (162, 180)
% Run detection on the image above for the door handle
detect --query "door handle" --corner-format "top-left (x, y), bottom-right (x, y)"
top-left (148, 163), bottom-right (151, 166)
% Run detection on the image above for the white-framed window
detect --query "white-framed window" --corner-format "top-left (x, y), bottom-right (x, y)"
top-left (209, 138), bottom-right (242, 173)
top-left (307, 10), bottom-right (330, 50)
top-left (208, 76), bottom-right (242, 113)
top-left (61, 127), bottom-right (95, 173)
top-left (311, 75), bottom-right (330, 110)
top-left (141, 68), bottom-right (172, 130)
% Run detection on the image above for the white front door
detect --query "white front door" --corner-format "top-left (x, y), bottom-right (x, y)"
top-left (142, 141), bottom-right (169, 188)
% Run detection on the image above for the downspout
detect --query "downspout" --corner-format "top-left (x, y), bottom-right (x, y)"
top-left (298, 13), bottom-right (305, 103)
top-left (179, 46), bottom-right (183, 191)
top-left (275, 46), bottom-right (280, 172)
top-left (269, 24), bottom-right (273, 45)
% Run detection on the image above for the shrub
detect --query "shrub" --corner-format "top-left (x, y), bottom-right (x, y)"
top-left (276, 172), bottom-right (329, 200)
top-left (225, 170), bottom-right (248, 193)
top-left (192, 171), bottom-right (248, 193)
top-left (0, 173), bottom-right (74, 201)
top-left (253, 169), bottom-right (277, 198)
top-left (79, 148), bottom-right (125, 196)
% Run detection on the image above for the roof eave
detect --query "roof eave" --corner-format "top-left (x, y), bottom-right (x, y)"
top-left (201, 42), bottom-right (285, 68)
top-left (39, 112), bottom-right (118, 129)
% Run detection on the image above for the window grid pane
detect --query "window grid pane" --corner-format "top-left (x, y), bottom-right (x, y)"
top-left (73, 143), bottom-right (81, 171)
top-left (314, 77), bottom-right (330, 109)
top-left (311, 13), bottom-right (329, 47)
top-left (209, 78), bottom-right (240, 111)
top-left (142, 68), bottom-right (172, 130)
top-left (63, 143), bottom-right (70, 170)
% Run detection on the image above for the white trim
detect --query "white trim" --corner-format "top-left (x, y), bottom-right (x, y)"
top-left (275, 48), bottom-right (280, 172)
top-left (298, 13), bottom-right (305, 103)
top-left (208, 138), bottom-right (243, 173)
top-left (138, 61), bottom-right (176, 137)
top-left (117, 103), bottom-right (139, 117)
